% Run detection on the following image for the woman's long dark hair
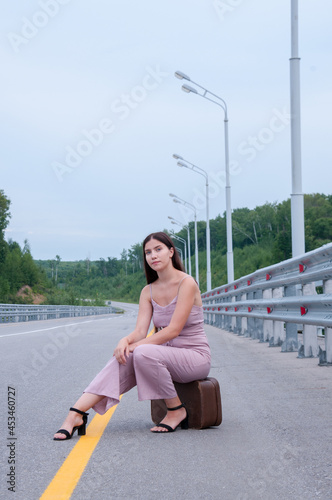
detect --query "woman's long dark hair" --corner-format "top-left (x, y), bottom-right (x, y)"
top-left (143, 232), bottom-right (185, 284)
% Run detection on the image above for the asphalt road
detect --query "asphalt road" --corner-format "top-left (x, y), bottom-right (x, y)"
top-left (0, 303), bottom-right (331, 500)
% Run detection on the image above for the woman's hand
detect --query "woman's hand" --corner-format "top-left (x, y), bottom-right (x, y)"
top-left (113, 337), bottom-right (129, 365)
top-left (128, 343), bottom-right (139, 353)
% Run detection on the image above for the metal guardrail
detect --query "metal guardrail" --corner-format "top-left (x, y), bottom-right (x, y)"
top-left (202, 242), bottom-right (332, 365)
top-left (0, 304), bottom-right (115, 323)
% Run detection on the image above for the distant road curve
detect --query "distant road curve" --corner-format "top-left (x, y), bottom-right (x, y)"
top-left (110, 301), bottom-right (139, 317)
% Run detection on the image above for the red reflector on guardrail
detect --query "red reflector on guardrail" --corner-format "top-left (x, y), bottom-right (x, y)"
top-left (225, 288), bottom-right (228, 292)
top-left (300, 306), bottom-right (308, 316)
top-left (267, 307), bottom-right (273, 314)
top-left (299, 264), bottom-right (306, 273)
top-left (248, 307), bottom-right (252, 312)
top-left (247, 280), bottom-right (251, 286)
top-left (266, 274), bottom-right (272, 281)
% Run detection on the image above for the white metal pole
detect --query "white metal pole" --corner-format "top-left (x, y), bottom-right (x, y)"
top-left (290, 0), bottom-right (305, 256)
top-left (194, 212), bottom-right (199, 286)
top-left (187, 225), bottom-right (192, 276)
top-left (170, 194), bottom-right (198, 279)
top-left (175, 78), bottom-right (234, 286)
top-left (184, 242), bottom-right (187, 272)
top-left (171, 233), bottom-right (187, 272)
top-left (176, 159), bottom-right (211, 292)
top-left (224, 116), bottom-right (234, 282)
top-left (205, 177), bottom-right (212, 291)
top-left (182, 239), bottom-right (188, 273)
top-left (175, 247), bottom-right (183, 262)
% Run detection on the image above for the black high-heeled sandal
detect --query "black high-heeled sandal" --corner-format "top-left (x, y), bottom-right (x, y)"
top-left (152, 403), bottom-right (189, 433)
top-left (53, 407), bottom-right (89, 441)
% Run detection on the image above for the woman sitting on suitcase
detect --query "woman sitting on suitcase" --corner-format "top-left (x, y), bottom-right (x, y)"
top-left (53, 231), bottom-right (211, 438)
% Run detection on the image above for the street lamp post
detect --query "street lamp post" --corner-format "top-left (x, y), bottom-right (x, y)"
top-left (173, 154), bottom-right (211, 291)
top-left (169, 193), bottom-right (199, 286)
top-left (168, 216), bottom-right (191, 276)
top-left (175, 71), bottom-right (234, 284)
top-left (175, 246), bottom-right (183, 263)
top-left (170, 231), bottom-right (188, 272)
top-left (290, 0), bottom-right (305, 256)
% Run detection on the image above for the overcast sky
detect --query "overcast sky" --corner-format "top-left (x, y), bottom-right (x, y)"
top-left (1, 0), bottom-right (331, 261)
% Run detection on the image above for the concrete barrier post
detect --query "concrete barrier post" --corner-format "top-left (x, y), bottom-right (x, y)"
top-left (240, 292), bottom-right (247, 336)
top-left (263, 288), bottom-right (273, 342)
top-left (299, 283), bottom-right (318, 358)
top-left (246, 291), bottom-right (254, 338)
top-left (271, 287), bottom-right (285, 346)
top-left (254, 289), bottom-right (264, 341)
top-left (321, 279), bottom-right (332, 365)
top-left (231, 295), bottom-right (236, 332)
top-left (281, 285), bottom-right (298, 352)
top-left (235, 293), bottom-right (242, 334)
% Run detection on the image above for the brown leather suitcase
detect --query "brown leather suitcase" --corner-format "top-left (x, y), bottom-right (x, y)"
top-left (151, 377), bottom-right (222, 429)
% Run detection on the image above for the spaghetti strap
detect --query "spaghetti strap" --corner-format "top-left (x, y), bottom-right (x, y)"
top-left (177, 275), bottom-right (194, 293)
top-left (150, 276), bottom-right (195, 306)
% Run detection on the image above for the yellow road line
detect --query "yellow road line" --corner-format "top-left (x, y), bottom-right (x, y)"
top-left (40, 398), bottom-right (122, 500)
top-left (40, 327), bottom-right (155, 499)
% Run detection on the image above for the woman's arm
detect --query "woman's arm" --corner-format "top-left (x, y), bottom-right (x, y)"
top-left (113, 286), bottom-right (153, 364)
top-left (126, 286), bottom-right (153, 343)
top-left (129, 278), bottom-right (197, 350)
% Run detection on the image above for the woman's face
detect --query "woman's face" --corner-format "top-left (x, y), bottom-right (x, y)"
top-left (144, 238), bottom-right (174, 271)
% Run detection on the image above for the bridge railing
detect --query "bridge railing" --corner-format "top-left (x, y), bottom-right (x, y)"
top-left (0, 304), bottom-right (115, 323)
top-left (202, 242), bottom-right (332, 366)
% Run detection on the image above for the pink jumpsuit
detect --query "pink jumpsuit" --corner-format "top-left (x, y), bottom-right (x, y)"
top-left (84, 278), bottom-right (211, 414)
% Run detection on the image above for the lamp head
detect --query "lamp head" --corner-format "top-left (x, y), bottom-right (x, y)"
top-left (182, 84), bottom-right (198, 94)
top-left (169, 193), bottom-right (176, 198)
top-left (174, 71), bottom-right (190, 81)
top-left (172, 153), bottom-right (183, 160)
top-left (177, 161), bottom-right (187, 168)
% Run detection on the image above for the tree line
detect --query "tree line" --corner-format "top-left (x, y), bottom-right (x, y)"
top-left (0, 189), bottom-right (331, 304)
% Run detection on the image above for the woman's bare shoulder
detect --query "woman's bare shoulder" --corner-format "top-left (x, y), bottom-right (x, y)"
top-left (178, 275), bottom-right (199, 292)
top-left (181, 273), bottom-right (198, 284)
top-left (140, 285), bottom-right (151, 300)
top-left (178, 275), bottom-right (202, 303)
